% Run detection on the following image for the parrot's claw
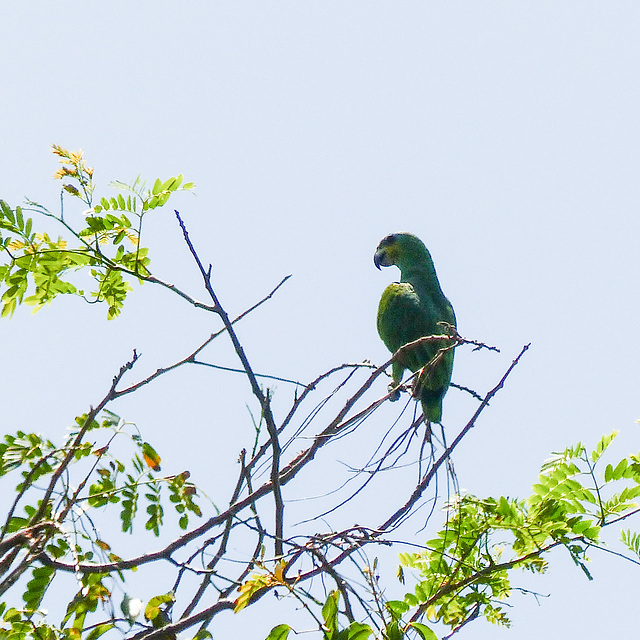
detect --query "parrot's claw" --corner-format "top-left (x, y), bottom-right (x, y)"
top-left (387, 383), bottom-right (401, 402)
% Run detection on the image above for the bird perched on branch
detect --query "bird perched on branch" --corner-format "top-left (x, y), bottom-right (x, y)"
top-left (374, 232), bottom-right (456, 424)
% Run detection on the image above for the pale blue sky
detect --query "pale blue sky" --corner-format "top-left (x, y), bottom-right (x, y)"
top-left (2, 2), bottom-right (640, 638)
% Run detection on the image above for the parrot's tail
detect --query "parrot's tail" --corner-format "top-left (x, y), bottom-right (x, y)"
top-left (420, 389), bottom-right (443, 424)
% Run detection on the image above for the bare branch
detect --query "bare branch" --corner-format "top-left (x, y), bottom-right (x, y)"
top-left (31, 351), bottom-right (139, 525)
top-left (115, 275), bottom-right (293, 398)
top-left (174, 211), bottom-right (287, 558)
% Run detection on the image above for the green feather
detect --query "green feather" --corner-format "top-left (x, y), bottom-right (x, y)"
top-left (374, 233), bottom-right (456, 423)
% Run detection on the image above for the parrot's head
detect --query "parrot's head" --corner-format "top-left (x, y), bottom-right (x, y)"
top-left (374, 233), bottom-right (428, 270)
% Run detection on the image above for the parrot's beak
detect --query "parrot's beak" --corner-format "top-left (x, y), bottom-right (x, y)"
top-left (373, 250), bottom-right (384, 270)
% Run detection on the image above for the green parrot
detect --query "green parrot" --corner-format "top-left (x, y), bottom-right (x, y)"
top-left (374, 233), bottom-right (456, 424)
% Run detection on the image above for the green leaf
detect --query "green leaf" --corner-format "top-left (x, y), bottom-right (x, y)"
top-left (382, 621), bottom-right (403, 640)
top-left (386, 600), bottom-right (409, 620)
top-left (532, 483), bottom-right (548, 496)
top-left (322, 591), bottom-right (339, 635)
top-left (265, 624), bottom-right (290, 640)
top-left (0, 199), bottom-right (14, 221)
top-left (622, 485), bottom-right (640, 500)
top-left (612, 458), bottom-right (628, 480)
top-left (570, 519), bottom-right (593, 535)
top-left (1, 297), bottom-right (17, 317)
top-left (621, 529), bottom-right (640, 558)
top-left (86, 623), bottom-right (115, 640)
top-left (4, 607), bottom-right (21, 623)
top-left (144, 593), bottom-right (175, 623)
top-left (591, 431), bottom-right (619, 463)
top-left (345, 622), bottom-right (372, 639)
top-left (162, 175), bottom-right (182, 192)
top-left (414, 581), bottom-right (428, 602)
top-left (121, 483), bottom-right (138, 533)
top-left (404, 593), bottom-right (419, 607)
top-left (409, 622), bottom-right (439, 640)
top-left (23, 565), bottom-right (55, 612)
top-left (582, 526), bottom-right (600, 540)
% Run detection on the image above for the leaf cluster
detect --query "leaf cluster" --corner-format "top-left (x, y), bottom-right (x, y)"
top-left (266, 591), bottom-right (374, 640)
top-left (0, 410), bottom-right (204, 640)
top-left (390, 431), bottom-right (640, 635)
top-left (0, 145), bottom-right (193, 319)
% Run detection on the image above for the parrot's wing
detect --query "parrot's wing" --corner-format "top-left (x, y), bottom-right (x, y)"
top-left (378, 283), bottom-right (428, 353)
top-left (377, 281), bottom-right (454, 393)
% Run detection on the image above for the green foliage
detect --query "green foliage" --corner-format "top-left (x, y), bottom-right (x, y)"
top-left (265, 624), bottom-right (291, 640)
top-left (144, 592), bottom-right (175, 626)
top-left (395, 431), bottom-right (640, 634)
top-left (263, 591), bottom-right (374, 640)
top-left (621, 528), bottom-right (640, 560)
top-left (0, 407), bottom-right (204, 640)
top-left (407, 622), bottom-right (439, 640)
top-left (62, 573), bottom-right (112, 638)
top-left (82, 425), bottom-right (203, 537)
top-left (0, 154), bottom-right (205, 638)
top-left (22, 564), bottom-right (55, 613)
top-left (120, 474), bottom-right (140, 534)
top-left (0, 430), bottom-right (57, 478)
top-left (320, 591), bottom-right (373, 640)
top-left (144, 478), bottom-right (164, 536)
top-left (0, 145), bottom-right (193, 319)
top-left (0, 604), bottom-right (61, 640)
top-left (168, 471), bottom-right (203, 529)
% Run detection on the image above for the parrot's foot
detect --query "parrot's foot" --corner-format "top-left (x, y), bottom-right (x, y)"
top-left (387, 382), bottom-right (401, 401)
top-left (411, 375), bottom-right (423, 399)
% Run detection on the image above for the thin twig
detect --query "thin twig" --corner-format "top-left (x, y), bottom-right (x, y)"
top-left (115, 275), bottom-right (293, 398)
top-left (174, 210), bottom-right (285, 557)
top-left (31, 351), bottom-right (139, 525)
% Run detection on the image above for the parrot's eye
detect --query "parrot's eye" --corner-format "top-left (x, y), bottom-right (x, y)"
top-left (382, 234), bottom-right (397, 246)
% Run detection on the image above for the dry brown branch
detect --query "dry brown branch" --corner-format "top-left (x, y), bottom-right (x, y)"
top-left (114, 274), bottom-right (292, 398)
top-left (174, 210), bottom-right (286, 558)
